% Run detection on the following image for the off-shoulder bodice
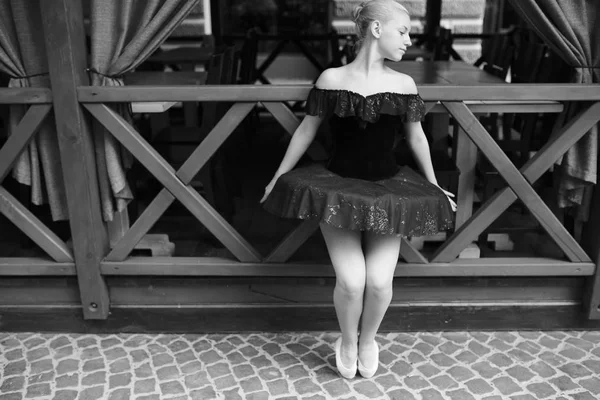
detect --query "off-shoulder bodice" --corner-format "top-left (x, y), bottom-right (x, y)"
top-left (306, 87), bottom-right (426, 181)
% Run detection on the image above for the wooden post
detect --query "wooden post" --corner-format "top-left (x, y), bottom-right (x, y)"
top-left (209, 0), bottom-right (223, 45)
top-left (40, 0), bottom-right (110, 319)
top-left (425, 0), bottom-right (442, 50)
top-left (583, 156), bottom-right (600, 320)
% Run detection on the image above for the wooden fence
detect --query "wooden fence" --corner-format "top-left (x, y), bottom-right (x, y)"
top-left (0, 0), bottom-right (599, 327)
top-left (1, 83), bottom-right (600, 323)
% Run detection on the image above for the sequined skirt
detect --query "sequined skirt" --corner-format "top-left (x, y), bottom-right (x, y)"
top-left (263, 164), bottom-right (454, 236)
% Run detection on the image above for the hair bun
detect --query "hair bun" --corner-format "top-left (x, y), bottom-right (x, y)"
top-left (352, 3), bottom-right (365, 22)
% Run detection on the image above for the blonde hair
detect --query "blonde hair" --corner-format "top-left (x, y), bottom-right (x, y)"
top-left (352, 0), bottom-right (409, 50)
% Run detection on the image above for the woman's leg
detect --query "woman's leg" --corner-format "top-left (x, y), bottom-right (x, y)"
top-left (320, 223), bottom-right (366, 366)
top-left (359, 231), bottom-right (402, 366)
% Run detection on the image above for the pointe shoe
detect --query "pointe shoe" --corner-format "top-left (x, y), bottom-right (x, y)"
top-left (335, 337), bottom-right (357, 379)
top-left (358, 341), bottom-right (379, 378)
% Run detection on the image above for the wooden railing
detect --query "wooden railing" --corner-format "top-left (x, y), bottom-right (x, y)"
top-left (1, 84), bottom-right (600, 322)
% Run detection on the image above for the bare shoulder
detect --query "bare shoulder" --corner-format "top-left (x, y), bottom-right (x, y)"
top-left (385, 68), bottom-right (419, 94)
top-left (314, 67), bottom-right (346, 89)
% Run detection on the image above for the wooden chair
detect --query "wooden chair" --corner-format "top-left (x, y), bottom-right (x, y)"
top-left (327, 31), bottom-right (344, 68)
top-left (474, 30), bottom-right (516, 141)
top-left (432, 27), bottom-right (454, 61)
top-left (476, 37), bottom-right (552, 248)
top-left (150, 48), bottom-right (229, 213)
top-left (238, 28), bottom-right (259, 85)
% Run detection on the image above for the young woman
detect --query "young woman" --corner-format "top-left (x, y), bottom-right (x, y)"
top-left (261, 0), bottom-right (456, 379)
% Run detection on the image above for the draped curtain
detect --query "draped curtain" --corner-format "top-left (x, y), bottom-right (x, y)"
top-left (0, 0), bottom-right (68, 220)
top-left (0, 0), bottom-right (199, 222)
top-left (89, 0), bottom-right (199, 221)
top-left (507, 0), bottom-right (600, 222)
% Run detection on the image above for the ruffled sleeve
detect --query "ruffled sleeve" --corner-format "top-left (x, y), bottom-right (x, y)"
top-left (305, 87), bottom-right (426, 123)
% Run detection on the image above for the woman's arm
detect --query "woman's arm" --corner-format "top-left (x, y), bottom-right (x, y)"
top-left (260, 68), bottom-right (340, 203)
top-left (272, 115), bottom-right (323, 178)
top-left (404, 121), bottom-right (438, 185)
top-left (259, 115), bottom-right (323, 203)
top-left (405, 120), bottom-right (457, 211)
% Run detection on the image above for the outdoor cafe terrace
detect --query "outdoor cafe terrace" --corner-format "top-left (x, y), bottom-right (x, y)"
top-left (0, 0), bottom-right (599, 332)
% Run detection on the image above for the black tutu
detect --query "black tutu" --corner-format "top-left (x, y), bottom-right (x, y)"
top-left (263, 163), bottom-right (454, 236)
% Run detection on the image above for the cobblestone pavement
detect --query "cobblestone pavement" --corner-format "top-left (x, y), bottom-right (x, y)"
top-left (1, 331), bottom-right (600, 400)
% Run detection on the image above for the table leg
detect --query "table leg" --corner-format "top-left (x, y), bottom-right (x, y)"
top-left (454, 126), bottom-right (480, 258)
top-left (182, 63), bottom-right (199, 127)
top-left (107, 208), bottom-right (175, 257)
top-left (430, 113), bottom-right (450, 153)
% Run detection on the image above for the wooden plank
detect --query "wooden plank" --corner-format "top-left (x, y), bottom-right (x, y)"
top-left (105, 190), bottom-right (175, 262)
top-left (3, 305), bottom-right (600, 333)
top-left (434, 102), bottom-right (600, 262)
top-left (262, 101), bottom-right (329, 161)
top-left (101, 256), bottom-right (594, 277)
top-left (0, 88), bottom-right (53, 104)
top-left (77, 84), bottom-right (600, 103)
top-left (0, 104), bottom-right (52, 181)
top-left (0, 187), bottom-right (73, 262)
top-left (582, 160), bottom-right (600, 319)
top-left (0, 258), bottom-right (75, 275)
top-left (443, 101), bottom-right (589, 262)
top-left (124, 71), bottom-right (207, 86)
top-left (40, 0), bottom-right (110, 319)
top-left (428, 101), bottom-right (563, 114)
top-left (453, 127), bottom-right (477, 228)
top-left (262, 101), bottom-right (300, 134)
top-left (176, 102), bottom-right (255, 184)
top-left (104, 276), bottom-right (583, 305)
top-left (265, 219), bottom-right (320, 263)
top-left (84, 103), bottom-right (261, 263)
top-left (399, 238), bottom-right (429, 264)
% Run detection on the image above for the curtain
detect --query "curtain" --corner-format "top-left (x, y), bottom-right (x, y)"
top-left (0, 0), bottom-right (68, 220)
top-left (507, 0), bottom-right (600, 222)
top-left (89, 0), bottom-right (200, 221)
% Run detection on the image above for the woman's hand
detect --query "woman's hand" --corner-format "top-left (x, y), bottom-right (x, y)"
top-left (438, 187), bottom-right (457, 212)
top-left (259, 176), bottom-right (278, 203)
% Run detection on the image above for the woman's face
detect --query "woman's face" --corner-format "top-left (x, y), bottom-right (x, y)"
top-left (375, 10), bottom-right (412, 62)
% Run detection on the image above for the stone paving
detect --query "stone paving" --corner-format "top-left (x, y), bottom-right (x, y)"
top-left (1, 331), bottom-right (600, 400)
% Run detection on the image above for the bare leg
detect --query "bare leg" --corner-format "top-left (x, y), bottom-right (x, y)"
top-left (359, 231), bottom-right (402, 367)
top-left (320, 223), bottom-right (366, 367)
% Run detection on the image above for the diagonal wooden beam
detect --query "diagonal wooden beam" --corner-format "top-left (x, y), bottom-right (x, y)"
top-left (399, 237), bottom-right (429, 264)
top-left (443, 101), bottom-right (589, 262)
top-left (176, 102), bottom-right (255, 184)
top-left (85, 103), bottom-right (261, 262)
top-left (107, 103), bottom-right (263, 261)
top-left (433, 102), bottom-right (600, 262)
top-left (105, 190), bottom-right (175, 262)
top-left (0, 187), bottom-right (73, 262)
top-left (425, 102), bottom-right (437, 114)
top-left (266, 219), bottom-right (321, 263)
top-left (256, 39), bottom-right (289, 83)
top-left (292, 39), bottom-right (325, 72)
top-left (262, 101), bottom-right (329, 160)
top-left (0, 104), bottom-right (52, 182)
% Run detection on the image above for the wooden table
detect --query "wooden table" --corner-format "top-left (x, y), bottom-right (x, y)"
top-left (386, 60), bottom-right (504, 85)
top-left (110, 71), bottom-right (210, 256)
top-left (147, 47), bottom-right (214, 67)
top-left (402, 46), bottom-right (433, 61)
top-left (126, 71), bottom-right (207, 115)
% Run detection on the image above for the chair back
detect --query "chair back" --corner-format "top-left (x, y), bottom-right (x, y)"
top-left (328, 31), bottom-right (343, 68)
top-left (238, 28), bottom-right (259, 84)
top-left (511, 39), bottom-right (546, 83)
top-left (433, 27), bottom-right (453, 61)
top-left (475, 29), bottom-right (515, 80)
